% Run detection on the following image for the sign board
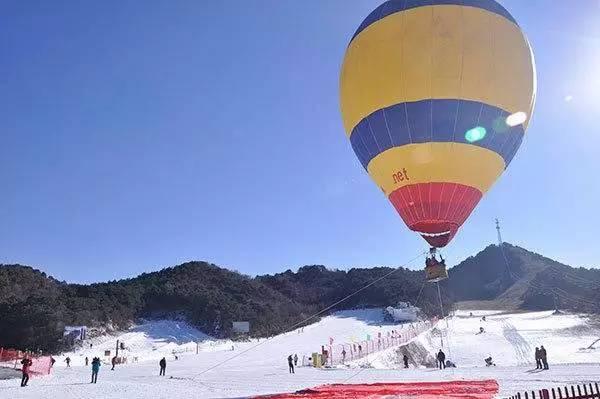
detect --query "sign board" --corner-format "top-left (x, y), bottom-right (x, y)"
top-left (232, 321), bottom-right (250, 333)
top-left (63, 326), bottom-right (87, 340)
top-left (104, 350), bottom-right (111, 357)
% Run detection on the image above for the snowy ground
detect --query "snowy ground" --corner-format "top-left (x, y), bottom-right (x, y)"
top-left (363, 309), bottom-right (600, 369)
top-left (1, 309), bottom-right (599, 398)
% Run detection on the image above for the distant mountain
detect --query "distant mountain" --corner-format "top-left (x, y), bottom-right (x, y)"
top-left (446, 243), bottom-right (600, 313)
top-left (1, 243), bottom-right (598, 353)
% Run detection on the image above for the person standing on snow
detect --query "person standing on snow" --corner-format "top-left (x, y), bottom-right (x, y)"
top-left (293, 354), bottom-right (298, 366)
top-left (20, 357), bottom-right (33, 387)
top-left (534, 347), bottom-right (542, 369)
top-left (91, 357), bottom-right (101, 383)
top-left (403, 354), bottom-right (409, 368)
top-left (111, 356), bottom-right (117, 371)
top-left (540, 346), bottom-right (549, 370)
top-left (436, 349), bottom-right (446, 369)
top-left (65, 357), bottom-right (71, 367)
top-left (159, 357), bottom-right (167, 376)
top-left (288, 355), bottom-right (295, 374)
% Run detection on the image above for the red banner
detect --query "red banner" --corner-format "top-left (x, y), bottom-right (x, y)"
top-left (254, 380), bottom-right (499, 399)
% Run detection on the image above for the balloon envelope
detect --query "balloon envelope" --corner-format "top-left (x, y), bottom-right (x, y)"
top-left (340, 0), bottom-right (536, 247)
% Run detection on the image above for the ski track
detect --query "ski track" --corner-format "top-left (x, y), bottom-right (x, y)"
top-left (0, 309), bottom-right (599, 398)
top-left (501, 319), bottom-right (532, 366)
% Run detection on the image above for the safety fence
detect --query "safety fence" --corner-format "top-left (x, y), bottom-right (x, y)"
top-left (0, 347), bottom-right (53, 376)
top-left (505, 383), bottom-right (600, 399)
top-left (316, 318), bottom-right (437, 366)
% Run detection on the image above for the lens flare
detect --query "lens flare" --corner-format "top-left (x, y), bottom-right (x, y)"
top-left (506, 111), bottom-right (528, 127)
top-left (465, 126), bottom-right (487, 143)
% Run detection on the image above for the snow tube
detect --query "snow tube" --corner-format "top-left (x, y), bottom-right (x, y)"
top-left (255, 380), bottom-right (499, 399)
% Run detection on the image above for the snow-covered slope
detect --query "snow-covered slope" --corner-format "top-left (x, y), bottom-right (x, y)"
top-left (422, 310), bottom-right (600, 367)
top-left (1, 309), bottom-right (599, 399)
top-left (60, 309), bottom-right (412, 367)
top-left (58, 320), bottom-right (233, 366)
top-left (362, 309), bottom-right (600, 370)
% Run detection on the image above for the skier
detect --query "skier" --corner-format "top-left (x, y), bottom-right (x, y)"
top-left (534, 347), bottom-right (542, 369)
top-left (293, 354), bottom-right (298, 366)
top-left (341, 349), bottom-right (347, 364)
top-left (436, 349), bottom-right (446, 369)
top-left (484, 356), bottom-right (495, 366)
top-left (159, 357), bottom-right (167, 376)
top-left (403, 354), bottom-right (409, 368)
top-left (20, 357), bottom-right (32, 387)
top-left (85, 357), bottom-right (89, 366)
top-left (65, 357), bottom-right (71, 367)
top-left (91, 357), bottom-right (101, 383)
top-left (540, 345), bottom-right (549, 370)
top-left (288, 354), bottom-right (295, 374)
top-left (111, 356), bottom-right (117, 370)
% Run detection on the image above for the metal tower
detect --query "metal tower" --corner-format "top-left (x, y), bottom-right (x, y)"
top-left (495, 218), bottom-right (503, 246)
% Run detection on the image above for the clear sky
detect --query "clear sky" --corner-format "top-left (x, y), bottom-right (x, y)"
top-left (1, 1), bottom-right (599, 283)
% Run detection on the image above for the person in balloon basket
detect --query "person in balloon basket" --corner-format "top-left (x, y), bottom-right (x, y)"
top-left (91, 357), bottom-right (101, 383)
top-left (436, 349), bottom-right (446, 369)
top-left (20, 357), bottom-right (33, 387)
top-left (159, 357), bottom-right (167, 376)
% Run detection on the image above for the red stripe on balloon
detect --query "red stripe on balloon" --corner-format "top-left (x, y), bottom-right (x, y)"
top-left (388, 183), bottom-right (482, 247)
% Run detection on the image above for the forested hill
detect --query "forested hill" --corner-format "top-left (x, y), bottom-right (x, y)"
top-left (0, 262), bottom-right (445, 352)
top-left (1, 243), bottom-right (598, 353)
top-left (447, 243), bottom-right (600, 313)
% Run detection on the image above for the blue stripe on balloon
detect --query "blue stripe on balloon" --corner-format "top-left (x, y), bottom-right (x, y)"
top-left (351, 0), bottom-right (517, 43)
top-left (349, 99), bottom-right (524, 170)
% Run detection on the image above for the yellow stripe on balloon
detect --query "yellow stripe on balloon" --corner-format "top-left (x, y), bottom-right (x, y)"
top-left (340, 5), bottom-right (535, 136)
top-left (366, 143), bottom-right (505, 196)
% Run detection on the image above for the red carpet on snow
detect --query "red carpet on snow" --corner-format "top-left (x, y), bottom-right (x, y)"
top-left (254, 380), bottom-right (499, 399)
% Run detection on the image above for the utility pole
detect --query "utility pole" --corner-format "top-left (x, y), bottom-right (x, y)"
top-left (116, 339), bottom-right (119, 358)
top-left (495, 218), bottom-right (503, 246)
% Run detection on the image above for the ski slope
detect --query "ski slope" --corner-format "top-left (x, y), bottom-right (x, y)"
top-left (56, 320), bottom-right (232, 366)
top-left (429, 310), bottom-right (600, 367)
top-left (361, 310), bottom-right (600, 369)
top-left (0, 309), bottom-right (599, 399)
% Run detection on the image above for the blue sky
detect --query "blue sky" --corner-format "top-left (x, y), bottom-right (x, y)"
top-left (1, 1), bottom-right (599, 283)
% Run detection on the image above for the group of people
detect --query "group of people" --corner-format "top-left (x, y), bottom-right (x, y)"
top-left (18, 354), bottom-right (170, 387)
top-left (287, 354), bottom-right (298, 373)
top-left (535, 346), bottom-right (549, 370)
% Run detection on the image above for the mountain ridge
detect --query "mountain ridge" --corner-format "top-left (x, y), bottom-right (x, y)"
top-left (1, 243), bottom-right (599, 353)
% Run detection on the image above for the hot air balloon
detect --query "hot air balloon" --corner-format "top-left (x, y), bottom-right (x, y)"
top-left (340, 0), bottom-right (536, 281)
